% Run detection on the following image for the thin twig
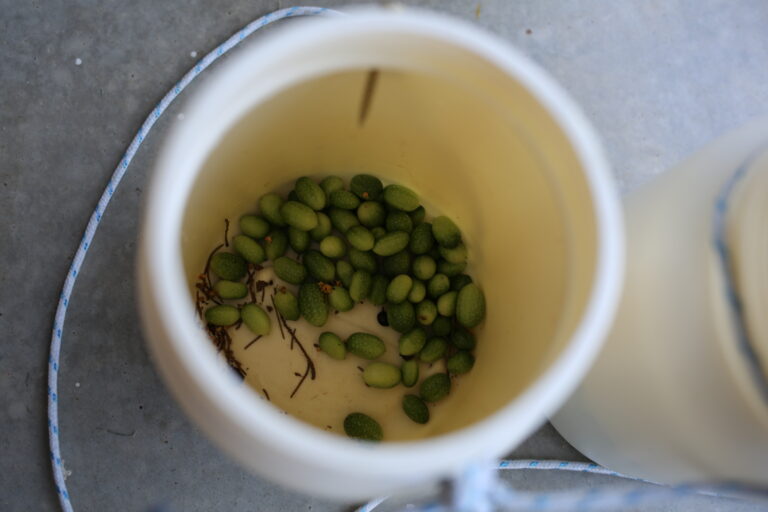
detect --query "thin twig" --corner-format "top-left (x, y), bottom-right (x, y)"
top-left (245, 336), bottom-right (262, 350)
top-left (358, 68), bottom-right (380, 126)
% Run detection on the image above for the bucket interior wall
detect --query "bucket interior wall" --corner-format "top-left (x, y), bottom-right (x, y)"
top-left (180, 67), bottom-right (598, 436)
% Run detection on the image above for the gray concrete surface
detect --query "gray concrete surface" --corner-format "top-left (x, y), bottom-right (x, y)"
top-left (2, 1), bottom-right (768, 511)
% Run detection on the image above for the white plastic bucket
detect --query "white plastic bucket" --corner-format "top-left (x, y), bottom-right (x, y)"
top-left (552, 118), bottom-right (768, 485)
top-left (138, 7), bottom-right (623, 500)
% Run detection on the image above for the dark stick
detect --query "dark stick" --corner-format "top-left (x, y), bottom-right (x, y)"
top-left (270, 294), bottom-right (286, 341)
top-left (105, 428), bottom-right (135, 437)
top-left (290, 365), bottom-right (311, 399)
top-left (245, 336), bottom-right (262, 350)
top-left (358, 68), bottom-right (380, 126)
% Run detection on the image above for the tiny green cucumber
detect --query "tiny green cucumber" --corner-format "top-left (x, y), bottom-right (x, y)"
top-left (328, 207), bottom-right (360, 234)
top-left (408, 280), bottom-right (426, 303)
top-left (329, 286), bottom-right (354, 312)
top-left (387, 301), bottom-right (416, 333)
top-left (210, 252), bottom-right (247, 281)
top-left (241, 303), bottom-right (271, 336)
top-left (427, 273), bottom-right (451, 298)
top-left (420, 373), bottom-right (451, 402)
top-left (419, 337), bottom-right (447, 363)
top-left (214, 280), bottom-right (248, 300)
top-left (363, 362), bottom-right (401, 388)
top-left (369, 275), bottom-right (389, 306)
top-left (409, 223), bottom-right (435, 255)
top-left (401, 360), bottom-right (420, 387)
top-left (346, 225), bottom-right (375, 251)
top-left (239, 215), bottom-right (270, 239)
top-left (204, 304), bottom-right (240, 326)
top-left (329, 189), bottom-right (360, 210)
top-left (437, 290), bottom-right (458, 317)
top-left (304, 250), bottom-right (336, 282)
top-left (273, 256), bottom-right (307, 285)
top-left (447, 351), bottom-right (475, 375)
top-left (431, 215), bottom-right (461, 248)
top-left (386, 274), bottom-right (413, 304)
top-left (438, 259), bottom-right (467, 277)
top-left (349, 270), bottom-right (372, 302)
top-left (402, 394), bottom-right (429, 424)
top-left (309, 212), bottom-right (332, 241)
top-left (319, 235), bottom-right (347, 259)
top-left (382, 184), bottom-right (420, 212)
top-left (336, 260), bottom-right (354, 288)
top-left (386, 211), bottom-right (413, 233)
top-left (412, 255), bottom-right (437, 281)
top-left (264, 229), bottom-right (288, 260)
top-left (439, 242), bottom-right (467, 264)
top-left (319, 332), bottom-right (346, 360)
top-left (319, 175), bottom-right (345, 196)
top-left (294, 176), bottom-right (326, 211)
top-left (280, 200), bottom-right (318, 231)
top-left (298, 282), bottom-right (328, 327)
top-left (274, 289), bottom-right (300, 321)
top-left (348, 248), bottom-right (377, 273)
top-left (450, 327), bottom-right (476, 350)
top-left (456, 283), bottom-right (486, 328)
top-left (357, 200), bottom-right (386, 227)
top-left (343, 412), bottom-right (383, 441)
top-left (258, 193), bottom-right (286, 227)
top-left (233, 235), bottom-right (266, 264)
top-left (371, 226), bottom-right (387, 239)
top-left (288, 226), bottom-right (310, 253)
top-left (373, 231), bottom-right (410, 256)
top-left (409, 205), bottom-right (426, 225)
top-left (381, 250), bottom-right (411, 277)
top-left (350, 174), bottom-right (383, 200)
top-left (346, 332), bottom-right (386, 359)
top-left (431, 316), bottom-right (453, 337)
top-left (399, 327), bottom-right (427, 356)
top-left (416, 300), bottom-right (437, 326)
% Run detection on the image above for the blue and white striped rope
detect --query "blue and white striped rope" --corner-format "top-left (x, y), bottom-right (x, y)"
top-left (47, 7), bottom-right (336, 511)
top-left (712, 147), bottom-right (768, 406)
top-left (357, 460), bottom-right (768, 512)
top-left (47, 6), bottom-right (768, 512)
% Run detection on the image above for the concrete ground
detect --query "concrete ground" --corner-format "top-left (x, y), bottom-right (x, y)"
top-left (2, 1), bottom-right (767, 511)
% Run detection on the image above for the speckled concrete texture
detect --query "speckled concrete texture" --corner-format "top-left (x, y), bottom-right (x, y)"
top-left (2, 1), bottom-right (768, 511)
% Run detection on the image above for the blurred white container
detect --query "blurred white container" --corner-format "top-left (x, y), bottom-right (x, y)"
top-left (553, 118), bottom-right (768, 485)
top-left (138, 8), bottom-right (623, 500)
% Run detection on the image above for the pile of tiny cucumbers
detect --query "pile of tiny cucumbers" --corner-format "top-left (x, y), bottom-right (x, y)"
top-left (203, 174), bottom-right (486, 441)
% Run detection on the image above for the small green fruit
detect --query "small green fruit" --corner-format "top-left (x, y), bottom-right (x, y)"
top-left (280, 201), bottom-right (318, 231)
top-left (456, 283), bottom-right (486, 328)
top-left (213, 280), bottom-right (248, 300)
top-left (319, 332), bottom-right (346, 360)
top-left (239, 215), bottom-right (270, 239)
top-left (420, 373), bottom-right (451, 402)
top-left (432, 215), bottom-right (461, 248)
top-left (363, 362), bottom-right (401, 388)
top-left (346, 332), bottom-right (386, 359)
top-left (344, 412), bottom-right (383, 441)
top-left (241, 303), bottom-right (271, 336)
top-left (382, 184), bottom-right (420, 212)
top-left (204, 305), bottom-right (240, 326)
top-left (402, 394), bottom-right (429, 424)
top-left (210, 252), bottom-right (247, 281)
